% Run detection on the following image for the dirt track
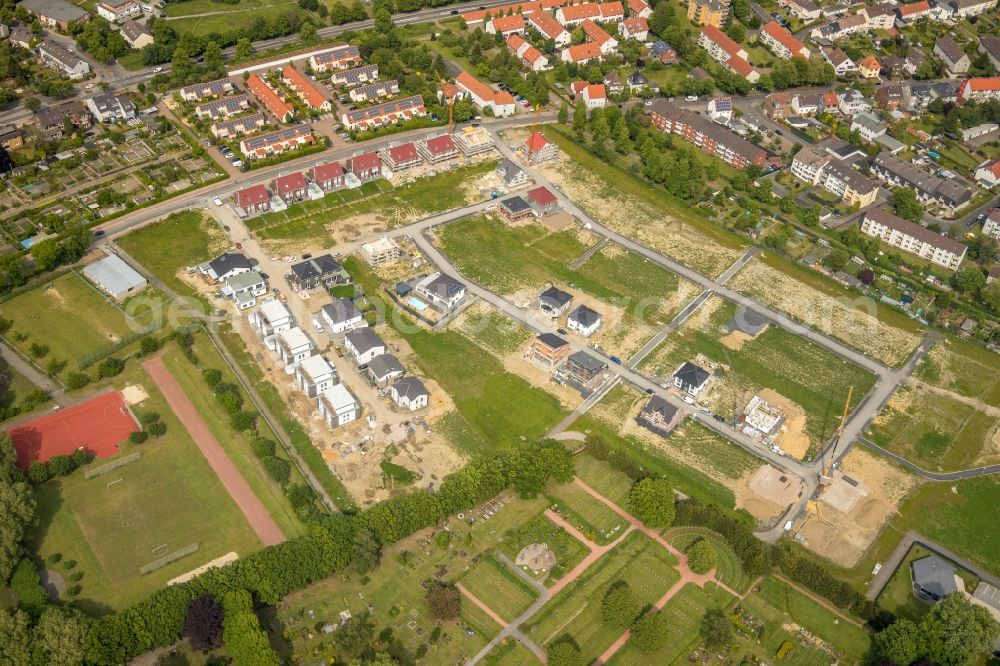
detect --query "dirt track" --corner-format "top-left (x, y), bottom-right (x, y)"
top-left (143, 357), bottom-right (286, 547)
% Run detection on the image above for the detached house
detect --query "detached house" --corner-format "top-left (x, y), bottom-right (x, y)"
top-left (235, 184), bottom-right (271, 213)
top-left (414, 272), bottom-right (466, 310)
top-left (539, 286), bottom-right (573, 316)
top-left (201, 252), bottom-right (253, 282)
top-left (320, 298), bottom-right (365, 334)
top-left (524, 131), bottom-right (558, 163)
top-left (571, 81), bottom-right (607, 109)
top-left (277, 326), bottom-right (314, 365)
top-left (253, 299), bottom-right (292, 343)
top-left (934, 36), bottom-right (970, 77)
top-left (418, 134), bottom-right (459, 164)
top-left (311, 161), bottom-right (346, 192)
top-left (296, 355), bottom-right (337, 398)
top-left (344, 327), bottom-right (386, 365)
top-left (639, 395), bottom-right (683, 434)
top-left (567, 304), bottom-right (602, 337)
top-left (528, 333), bottom-right (570, 368)
top-left (38, 40), bottom-right (90, 79)
top-left (392, 377), bottom-right (428, 411)
top-left (673, 361), bottom-right (710, 396)
top-left (95, 0), bottom-right (140, 22)
top-left (367, 354), bottom-right (404, 386)
top-left (225, 271), bottom-right (267, 310)
top-left (120, 20), bottom-right (152, 49)
top-left (272, 172), bottom-right (308, 204)
top-left (348, 151), bottom-right (382, 181)
top-left (380, 142), bottom-right (422, 171)
top-left (822, 46), bottom-right (857, 77)
top-left (619, 16), bottom-right (649, 41)
top-left (318, 384), bottom-right (359, 428)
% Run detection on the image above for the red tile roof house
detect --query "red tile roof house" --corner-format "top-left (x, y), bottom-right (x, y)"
top-left (418, 134), bottom-right (459, 164)
top-left (282, 64), bottom-right (332, 112)
top-left (247, 73), bottom-right (295, 123)
top-left (348, 151), bottom-right (383, 181)
top-left (619, 16), bottom-right (649, 41)
top-left (311, 162), bottom-right (346, 191)
top-left (235, 184), bottom-right (271, 213)
top-left (527, 186), bottom-right (559, 215)
top-left (561, 41), bottom-right (604, 64)
top-left (896, 0), bottom-right (931, 23)
top-left (454, 71), bottom-right (517, 117)
top-left (760, 21), bottom-right (810, 59)
top-left (527, 11), bottom-right (571, 47)
top-left (524, 131), bottom-right (558, 162)
top-left (628, 0), bottom-right (652, 17)
top-left (571, 81), bottom-right (608, 108)
top-left (308, 44), bottom-right (363, 72)
top-left (379, 142), bottom-right (422, 171)
top-left (958, 77), bottom-right (1000, 104)
top-left (273, 171), bottom-right (308, 204)
top-left (581, 19), bottom-right (618, 54)
top-left (486, 13), bottom-right (526, 36)
top-left (556, 1), bottom-right (625, 26)
top-left (507, 34), bottom-right (550, 71)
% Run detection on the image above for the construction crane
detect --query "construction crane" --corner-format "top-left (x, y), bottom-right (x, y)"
top-left (820, 385), bottom-right (853, 484)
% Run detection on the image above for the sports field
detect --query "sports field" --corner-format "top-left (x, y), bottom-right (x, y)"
top-left (7, 391), bottom-right (137, 468)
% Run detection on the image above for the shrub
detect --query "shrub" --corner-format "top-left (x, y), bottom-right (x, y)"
top-left (48, 455), bottom-right (73, 477)
top-left (129, 431), bottom-right (149, 444)
top-left (686, 539), bottom-right (716, 575)
top-left (262, 456), bottom-right (291, 484)
top-left (63, 559), bottom-right (77, 570)
top-left (139, 336), bottom-right (162, 355)
top-left (140, 412), bottom-right (161, 425)
top-left (70, 571), bottom-right (84, 582)
top-left (98, 357), bottom-right (124, 378)
top-left (250, 437), bottom-right (276, 459)
top-left (47, 553), bottom-right (62, 564)
top-left (231, 411), bottom-right (257, 432)
top-left (202, 368), bottom-right (223, 388)
top-left (70, 448), bottom-right (93, 468)
top-left (146, 421), bottom-right (167, 437)
top-left (66, 373), bottom-right (91, 390)
top-left (28, 461), bottom-right (53, 484)
top-left (68, 585), bottom-right (82, 597)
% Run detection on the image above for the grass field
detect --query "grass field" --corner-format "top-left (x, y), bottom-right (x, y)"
top-left (524, 532), bottom-right (681, 662)
top-left (641, 296), bottom-right (877, 455)
top-left (547, 481), bottom-right (629, 545)
top-left (454, 305), bottom-right (533, 359)
top-left (498, 512), bottom-right (589, 586)
top-left (117, 210), bottom-right (227, 302)
top-left (868, 384), bottom-right (998, 471)
top-left (0, 363), bottom-right (41, 412)
top-left (2, 271), bottom-right (161, 379)
top-left (277, 495), bottom-right (552, 663)
top-left (29, 362), bottom-right (263, 612)
top-left (163, 0), bottom-right (327, 38)
top-left (460, 554), bottom-right (539, 621)
top-left (249, 162), bottom-right (496, 244)
top-left (482, 639), bottom-right (538, 665)
top-left (608, 582), bottom-right (735, 666)
top-left (573, 455), bottom-right (633, 508)
top-left (665, 527), bottom-right (752, 594)
top-left (915, 335), bottom-right (1000, 407)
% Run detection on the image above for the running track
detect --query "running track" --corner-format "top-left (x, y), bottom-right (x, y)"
top-left (143, 357), bottom-right (285, 547)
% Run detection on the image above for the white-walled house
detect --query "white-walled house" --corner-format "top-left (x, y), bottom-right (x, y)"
top-left (277, 326), bottom-right (314, 365)
top-left (673, 361), bottom-right (710, 396)
top-left (567, 304), bottom-right (602, 337)
top-left (253, 299), bottom-right (293, 348)
top-left (392, 377), bottom-right (428, 411)
top-left (320, 299), bottom-right (365, 334)
top-left (296, 355), bottom-right (337, 399)
top-left (318, 384), bottom-right (359, 428)
top-left (344, 327), bottom-right (386, 365)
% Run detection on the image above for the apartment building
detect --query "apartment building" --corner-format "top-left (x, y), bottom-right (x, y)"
top-left (648, 100), bottom-right (766, 169)
top-left (861, 209), bottom-right (967, 269)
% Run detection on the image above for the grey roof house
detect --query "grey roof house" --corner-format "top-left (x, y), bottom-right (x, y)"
top-left (673, 361), bottom-right (710, 395)
top-left (911, 556), bottom-right (959, 602)
top-left (539, 286), bottom-right (572, 316)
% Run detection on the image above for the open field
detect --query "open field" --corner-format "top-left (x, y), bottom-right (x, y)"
top-left (29, 361), bottom-right (263, 612)
top-left (2, 271), bottom-right (162, 379)
top-left (915, 335), bottom-right (1000, 407)
top-left (249, 162), bottom-right (497, 249)
top-left (460, 554), bottom-right (539, 621)
top-left (117, 210), bottom-right (229, 300)
top-left (523, 531), bottom-right (681, 662)
top-left (641, 295), bottom-right (876, 457)
top-left (869, 384), bottom-right (999, 471)
top-left (276, 494), bottom-right (553, 663)
top-left (728, 254), bottom-right (924, 367)
top-left (608, 582), bottom-right (735, 666)
top-left (547, 481), bottom-right (629, 545)
top-left (452, 302), bottom-right (533, 360)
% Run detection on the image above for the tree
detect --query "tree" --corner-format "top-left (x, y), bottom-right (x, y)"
top-left (0, 609), bottom-right (32, 666)
top-left (686, 538), bottom-right (716, 574)
top-left (300, 21), bottom-right (317, 43)
top-left (889, 187), bottom-right (923, 223)
top-left (823, 248), bottom-right (849, 272)
top-left (921, 593), bottom-right (1000, 666)
top-left (601, 582), bottom-right (641, 628)
top-left (185, 595), bottom-right (224, 652)
top-left (725, 20), bottom-right (745, 43)
top-left (982, 281), bottom-right (1000, 311)
top-left (558, 102), bottom-right (568, 124)
top-left (508, 439), bottom-right (574, 498)
top-left (235, 37), bottom-right (253, 60)
top-left (627, 478), bottom-right (675, 528)
top-left (953, 267), bottom-right (985, 294)
top-left (35, 607), bottom-right (90, 666)
top-left (547, 637), bottom-right (583, 666)
top-left (699, 607), bottom-right (733, 648)
top-left (0, 449), bottom-right (35, 584)
top-left (631, 612), bottom-right (669, 651)
top-left (425, 581), bottom-right (461, 621)
top-left (202, 40), bottom-right (223, 73)
top-left (572, 100), bottom-right (586, 139)
top-left (24, 96), bottom-right (41, 112)
top-left (874, 618), bottom-right (920, 666)
top-left (351, 526), bottom-right (382, 574)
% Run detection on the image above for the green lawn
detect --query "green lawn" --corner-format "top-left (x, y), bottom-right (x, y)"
top-left (641, 296), bottom-right (877, 456)
top-left (665, 527), bottom-right (752, 594)
top-left (117, 210), bottom-right (227, 301)
top-left (524, 532), bottom-right (681, 662)
top-left (250, 161), bottom-right (497, 244)
top-left (875, 545), bottom-right (938, 623)
top-left (498, 512), bottom-right (589, 587)
top-left (573, 455), bottom-right (633, 508)
top-left (454, 306), bottom-right (533, 359)
top-left (868, 384), bottom-right (997, 471)
top-left (2, 271), bottom-right (161, 378)
top-left (0, 363), bottom-right (42, 412)
top-left (547, 481), bottom-right (629, 545)
top-left (608, 582), bottom-right (735, 666)
top-left (29, 363), bottom-right (263, 613)
top-left (915, 335), bottom-right (1000, 407)
top-left (460, 555), bottom-right (539, 621)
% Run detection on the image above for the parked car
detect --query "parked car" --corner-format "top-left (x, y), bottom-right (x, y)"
top-left (682, 395), bottom-right (695, 405)
top-left (152, 66), bottom-right (163, 73)
top-left (685, 95), bottom-right (698, 102)
top-left (212, 196), bottom-right (223, 206)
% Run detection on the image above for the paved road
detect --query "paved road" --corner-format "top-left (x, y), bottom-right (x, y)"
top-left (0, 341), bottom-right (69, 406)
top-left (865, 530), bottom-right (1000, 601)
top-left (857, 436), bottom-right (1000, 481)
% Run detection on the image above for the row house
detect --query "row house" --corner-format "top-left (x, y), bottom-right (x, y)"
top-left (349, 79), bottom-right (400, 103)
top-left (272, 171), bottom-right (308, 204)
top-left (555, 1), bottom-right (625, 26)
top-left (282, 64), bottom-right (332, 112)
top-left (347, 151), bottom-right (382, 181)
top-left (861, 209), bottom-right (967, 269)
top-left (194, 94), bottom-right (250, 120)
top-left (486, 13), bottom-right (526, 36)
top-left (687, 0), bottom-right (729, 27)
top-left (822, 46), bottom-right (858, 77)
top-left (561, 41), bottom-right (604, 64)
top-left (571, 81), bottom-right (607, 109)
top-left (296, 355), bottom-right (336, 399)
top-left (581, 19), bottom-right (618, 54)
top-left (949, 0), bottom-right (996, 17)
top-left (896, 0), bottom-right (931, 24)
top-left (247, 74), bottom-right (294, 122)
top-left (810, 13), bottom-right (867, 40)
top-left (454, 71), bottom-right (516, 117)
top-left (380, 142), bottom-right (422, 171)
top-left (872, 152), bottom-right (974, 210)
top-left (958, 77), bottom-right (1000, 104)
top-left (33, 102), bottom-right (91, 140)
top-left (311, 161), bottom-right (346, 191)
top-left (332, 64), bottom-right (379, 88)
top-left (289, 255), bottom-right (350, 291)
top-left (934, 36), bottom-right (970, 78)
top-left (239, 124), bottom-right (314, 160)
top-left (235, 184), bottom-right (271, 213)
top-left (647, 100), bottom-right (766, 169)
top-left (507, 34), bottom-right (550, 71)
top-left (180, 77), bottom-right (233, 102)
top-left (619, 16), bottom-right (648, 41)
top-left (277, 327), bottom-right (313, 366)
top-left (37, 40), bottom-right (90, 79)
top-left (318, 384), bottom-right (359, 428)
top-left (86, 93), bottom-right (136, 123)
top-left (253, 299), bottom-right (292, 344)
top-left (120, 20), bottom-right (153, 49)
top-left (309, 44), bottom-right (362, 73)
top-left (211, 112), bottom-right (267, 139)
top-left (95, 0), bottom-right (141, 22)
top-left (527, 12), bottom-right (570, 47)
top-left (340, 95), bottom-right (426, 131)
top-left (760, 21), bottom-right (809, 59)
top-left (417, 134), bottom-right (459, 164)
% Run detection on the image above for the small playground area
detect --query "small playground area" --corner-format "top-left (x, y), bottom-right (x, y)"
top-left (6, 392), bottom-right (137, 468)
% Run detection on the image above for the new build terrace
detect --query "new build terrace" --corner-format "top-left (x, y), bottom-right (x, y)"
top-left (309, 44), bottom-right (363, 73)
top-left (239, 124), bottom-right (313, 160)
top-left (341, 95), bottom-right (426, 131)
top-left (647, 100), bottom-right (766, 169)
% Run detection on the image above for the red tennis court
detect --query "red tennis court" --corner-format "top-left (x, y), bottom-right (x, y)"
top-left (6, 391), bottom-right (138, 469)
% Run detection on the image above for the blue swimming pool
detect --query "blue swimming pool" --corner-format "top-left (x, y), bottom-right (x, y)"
top-left (409, 297), bottom-right (428, 311)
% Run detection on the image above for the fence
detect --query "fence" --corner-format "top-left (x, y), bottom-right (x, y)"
top-left (77, 325), bottom-right (161, 370)
top-left (84, 452), bottom-right (142, 479)
top-left (140, 543), bottom-right (200, 575)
